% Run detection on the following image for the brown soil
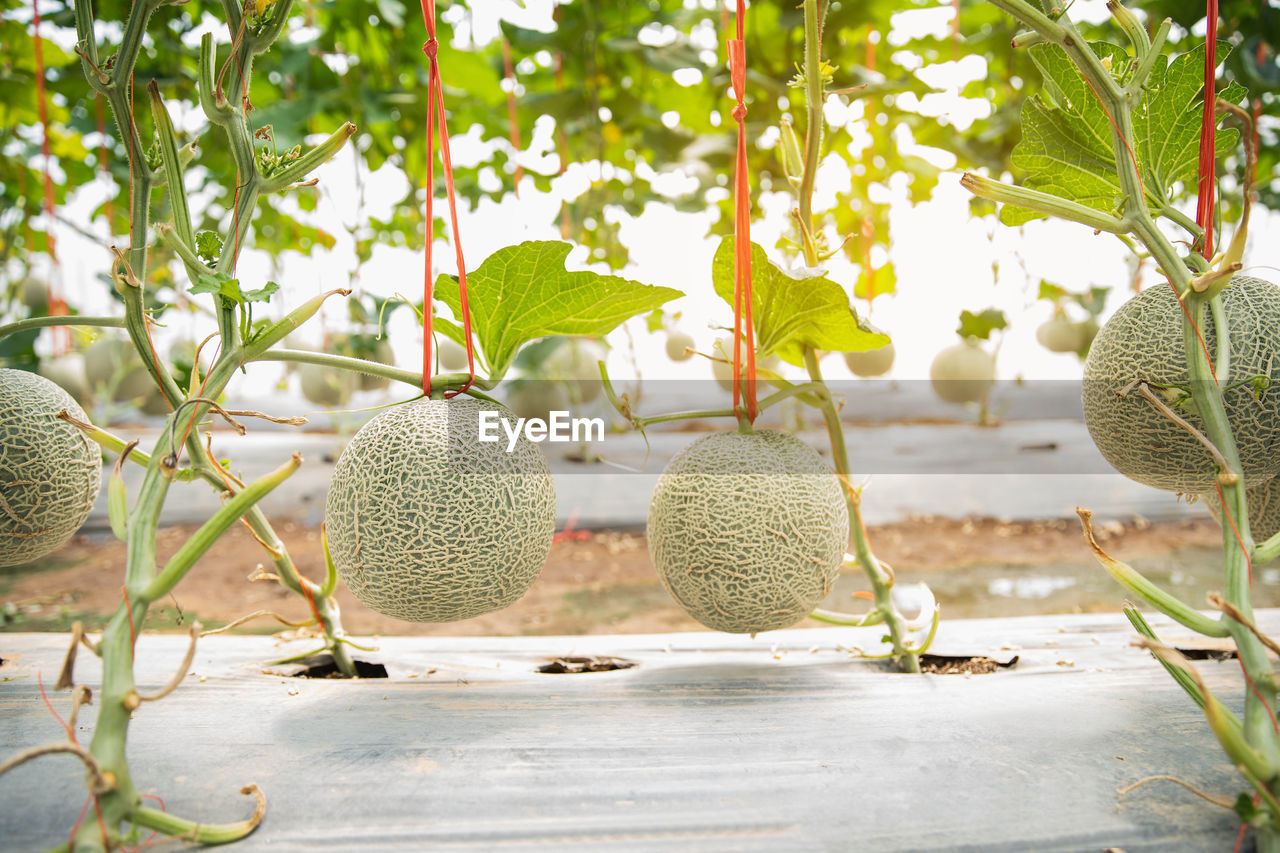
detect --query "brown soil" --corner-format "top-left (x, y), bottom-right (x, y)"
top-left (1, 515), bottom-right (1226, 637)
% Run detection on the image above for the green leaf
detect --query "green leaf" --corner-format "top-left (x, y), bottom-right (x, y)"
top-left (1003, 41), bottom-right (1243, 226)
top-left (644, 308), bottom-right (666, 334)
top-left (711, 238), bottom-right (889, 366)
top-left (1037, 280), bottom-right (1067, 302)
top-left (195, 231), bottom-right (222, 264)
top-left (432, 241), bottom-right (681, 379)
top-left (854, 262), bottom-right (896, 302)
top-left (957, 308), bottom-right (1008, 341)
top-left (191, 273), bottom-right (277, 307)
top-left (190, 272), bottom-right (240, 302)
top-left (241, 281), bottom-right (279, 304)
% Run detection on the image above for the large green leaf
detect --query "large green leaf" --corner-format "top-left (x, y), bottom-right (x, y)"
top-left (433, 241), bottom-right (681, 378)
top-left (1003, 41), bottom-right (1244, 226)
top-left (711, 238), bottom-right (888, 367)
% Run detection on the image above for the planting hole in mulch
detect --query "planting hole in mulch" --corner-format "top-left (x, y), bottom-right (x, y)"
top-left (537, 655), bottom-right (638, 674)
top-left (919, 654), bottom-right (1019, 675)
top-left (279, 654), bottom-right (388, 679)
top-left (1174, 647), bottom-right (1238, 662)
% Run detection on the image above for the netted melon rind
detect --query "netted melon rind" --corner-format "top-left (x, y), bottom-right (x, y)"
top-left (646, 430), bottom-right (849, 634)
top-left (1202, 478), bottom-right (1280, 562)
top-left (1083, 276), bottom-right (1280, 493)
top-left (0, 369), bottom-right (102, 567)
top-left (324, 396), bottom-right (555, 622)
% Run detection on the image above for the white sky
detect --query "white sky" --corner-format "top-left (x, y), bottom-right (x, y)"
top-left (19, 0), bottom-right (1280, 393)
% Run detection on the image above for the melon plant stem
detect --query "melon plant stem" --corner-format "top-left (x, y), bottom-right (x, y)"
top-left (803, 347), bottom-right (918, 672)
top-left (988, 0), bottom-right (1280, 836)
top-left (788, 0), bottom-right (918, 671)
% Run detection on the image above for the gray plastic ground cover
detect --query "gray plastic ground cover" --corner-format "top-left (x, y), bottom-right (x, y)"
top-left (1, 610), bottom-right (1268, 851)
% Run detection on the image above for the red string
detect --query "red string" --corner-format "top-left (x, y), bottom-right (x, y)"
top-left (299, 578), bottom-right (323, 628)
top-left (501, 37), bottom-right (524, 195)
top-left (1215, 481), bottom-right (1253, 585)
top-left (1195, 0), bottom-right (1219, 259)
top-left (418, 0), bottom-right (476, 398)
top-left (727, 0), bottom-right (756, 422)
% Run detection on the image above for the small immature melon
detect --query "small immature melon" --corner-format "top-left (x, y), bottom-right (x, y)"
top-left (843, 342), bottom-right (895, 377)
top-left (0, 369), bottom-right (102, 567)
top-left (712, 336), bottom-right (780, 392)
top-left (356, 340), bottom-right (396, 392)
top-left (545, 338), bottom-right (605, 402)
top-left (19, 278), bottom-right (49, 311)
top-left (506, 381), bottom-right (571, 423)
top-left (1083, 276), bottom-right (1280, 493)
top-left (647, 430), bottom-right (849, 634)
top-left (84, 338), bottom-right (152, 402)
top-left (299, 363), bottom-right (354, 408)
top-left (436, 338), bottom-right (470, 372)
top-left (325, 396), bottom-right (556, 622)
top-left (1202, 478), bottom-right (1280, 557)
top-left (665, 331), bottom-right (695, 362)
top-left (38, 354), bottom-right (92, 407)
top-left (1036, 315), bottom-right (1088, 354)
top-left (930, 341), bottom-right (995, 404)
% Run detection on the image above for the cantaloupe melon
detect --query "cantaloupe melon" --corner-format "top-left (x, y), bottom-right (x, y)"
top-left (324, 396), bottom-right (556, 622)
top-left (0, 369), bottom-right (102, 567)
top-left (1083, 276), bottom-right (1280, 493)
top-left (647, 430), bottom-right (849, 634)
top-left (930, 341), bottom-right (995, 404)
top-left (844, 342), bottom-right (895, 377)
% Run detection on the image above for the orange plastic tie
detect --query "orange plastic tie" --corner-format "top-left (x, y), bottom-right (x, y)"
top-left (501, 37), bottom-right (524, 194)
top-left (727, 1), bottom-right (756, 423)
top-left (1195, 0), bottom-right (1219, 259)
top-left (419, 0), bottom-right (476, 398)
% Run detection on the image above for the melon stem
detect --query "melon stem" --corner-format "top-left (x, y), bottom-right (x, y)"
top-left (803, 347), bottom-right (919, 672)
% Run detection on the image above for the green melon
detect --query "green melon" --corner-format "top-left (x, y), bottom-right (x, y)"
top-left (324, 396), bottom-right (556, 622)
top-left (299, 363), bottom-right (354, 408)
top-left (38, 354), bottom-right (91, 407)
top-left (506, 381), bottom-right (571, 423)
top-left (19, 278), bottom-right (49, 311)
top-left (84, 337), bottom-right (152, 403)
top-left (930, 341), bottom-right (995, 404)
top-left (545, 338), bottom-right (605, 403)
top-left (1202, 478), bottom-right (1280, 560)
top-left (843, 342), bottom-right (895, 377)
top-left (356, 340), bottom-right (396, 392)
top-left (647, 430), bottom-right (849, 634)
top-left (436, 338), bottom-right (471, 373)
top-left (1036, 315), bottom-right (1088, 353)
top-left (665, 331), bottom-right (695, 362)
top-left (1083, 276), bottom-right (1280, 493)
top-left (0, 369), bottom-right (102, 567)
top-left (712, 336), bottom-right (780, 392)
